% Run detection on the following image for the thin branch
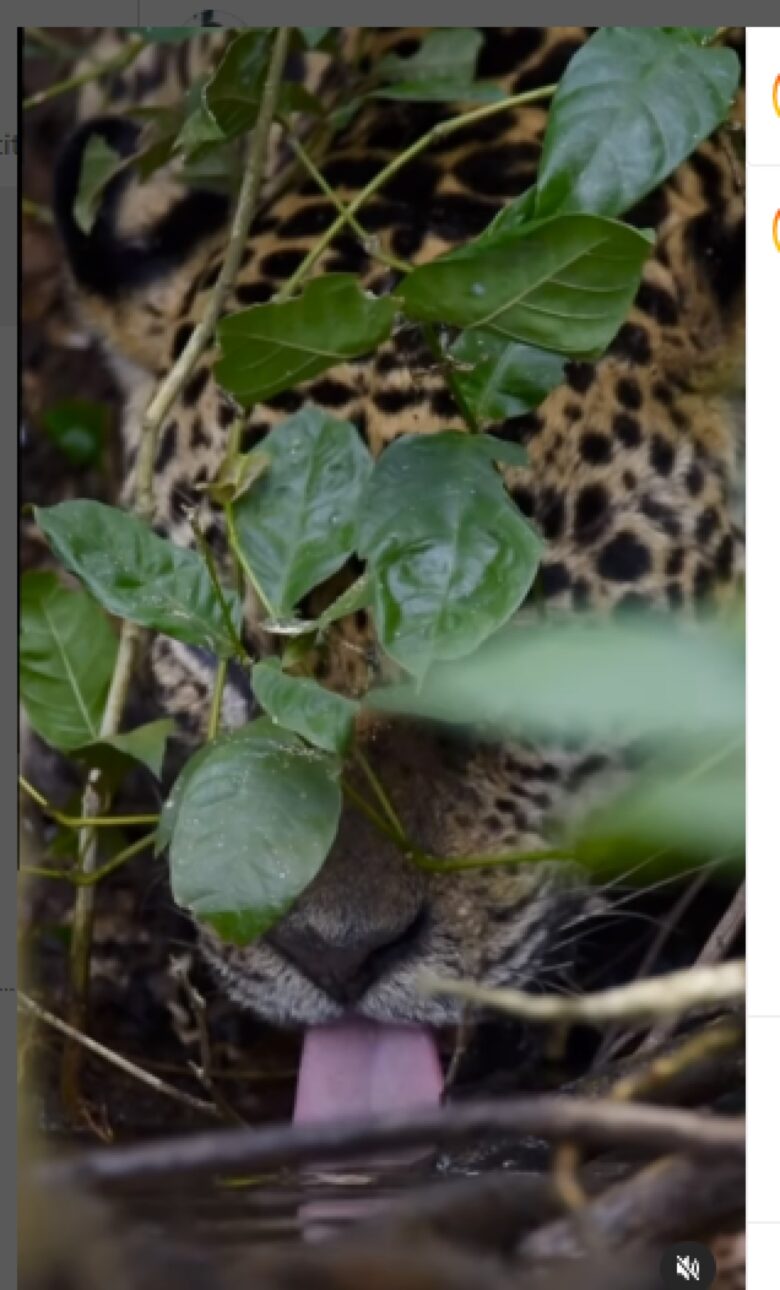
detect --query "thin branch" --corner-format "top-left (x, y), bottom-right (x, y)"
top-left (419, 961), bottom-right (745, 1027)
top-left (20, 830), bottom-right (156, 887)
top-left (19, 993), bottom-right (219, 1119)
top-left (137, 26), bottom-right (292, 522)
top-left (276, 82), bottom-right (557, 302)
top-left (58, 27), bottom-right (292, 1115)
top-left (23, 35), bottom-right (146, 110)
top-left (36, 1094), bottom-right (743, 1191)
top-left (19, 777), bottom-right (158, 829)
top-left (636, 881), bottom-right (746, 1056)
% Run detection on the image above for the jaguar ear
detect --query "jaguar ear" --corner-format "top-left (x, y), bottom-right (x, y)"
top-left (54, 116), bottom-right (230, 301)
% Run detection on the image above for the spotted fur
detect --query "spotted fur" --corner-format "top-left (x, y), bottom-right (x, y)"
top-left (52, 28), bottom-right (745, 1028)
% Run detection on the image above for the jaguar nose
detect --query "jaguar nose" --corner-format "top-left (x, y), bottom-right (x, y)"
top-left (268, 909), bottom-right (427, 1006)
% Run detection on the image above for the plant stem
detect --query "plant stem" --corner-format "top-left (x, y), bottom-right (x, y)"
top-left (19, 777), bottom-right (158, 829)
top-left (23, 35), bottom-right (146, 110)
top-left (207, 660), bottom-right (228, 741)
top-left (276, 82), bottom-right (557, 303)
top-left (137, 26), bottom-right (292, 521)
top-left (190, 516), bottom-right (249, 662)
top-left (58, 28), bottom-right (292, 1117)
top-left (21, 831), bottom-right (157, 887)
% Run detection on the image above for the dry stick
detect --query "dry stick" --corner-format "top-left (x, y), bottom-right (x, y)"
top-left (37, 1095), bottom-right (744, 1191)
top-left (636, 880), bottom-right (746, 1057)
top-left (419, 961), bottom-right (745, 1027)
top-left (20, 993), bottom-right (219, 1120)
top-left (58, 26), bottom-right (293, 1117)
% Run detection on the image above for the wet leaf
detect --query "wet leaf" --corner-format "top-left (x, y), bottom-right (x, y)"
top-left (167, 719), bottom-right (341, 944)
top-left (534, 27), bottom-right (740, 218)
top-left (35, 501), bottom-right (241, 658)
top-left (216, 275), bottom-right (396, 406)
top-left (20, 572), bottom-right (117, 751)
top-left (231, 408), bottom-right (373, 615)
top-left (400, 215), bottom-right (653, 359)
top-left (357, 432), bottom-right (543, 679)
top-left (252, 659), bottom-right (357, 755)
top-left (448, 332), bottom-right (566, 427)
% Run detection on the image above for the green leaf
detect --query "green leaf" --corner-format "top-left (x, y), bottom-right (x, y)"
top-left (231, 407), bottom-right (373, 615)
top-left (77, 718), bottom-right (175, 781)
top-left (370, 614), bottom-right (745, 746)
top-left (207, 449), bottom-right (270, 505)
top-left (534, 27), bottom-right (740, 219)
top-left (35, 501), bottom-right (241, 658)
top-left (449, 332), bottom-right (566, 427)
top-left (373, 81), bottom-right (504, 104)
top-left (399, 215), bottom-right (653, 359)
top-left (167, 719), bottom-right (341, 944)
top-left (378, 28), bottom-right (483, 87)
top-left (357, 432), bottom-right (543, 680)
top-left (252, 660), bottom-right (357, 755)
top-left (41, 400), bottom-right (108, 468)
top-left (575, 758), bottom-right (744, 864)
top-left (662, 27), bottom-right (719, 45)
top-left (204, 28), bottom-right (273, 138)
top-left (277, 83), bottom-right (325, 118)
top-left (480, 187), bottom-right (537, 241)
top-left (316, 574), bottom-right (374, 629)
top-left (297, 27), bottom-right (331, 49)
top-left (73, 135), bottom-right (125, 235)
top-left (216, 274), bottom-right (396, 406)
top-left (174, 97), bottom-right (225, 155)
top-left (20, 572), bottom-right (117, 752)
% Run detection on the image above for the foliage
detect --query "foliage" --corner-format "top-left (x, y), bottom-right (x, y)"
top-left (23, 27), bottom-right (742, 940)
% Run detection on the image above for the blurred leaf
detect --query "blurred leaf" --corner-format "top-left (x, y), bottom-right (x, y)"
top-left (357, 432), bottom-right (543, 680)
top-left (316, 574), bottom-right (374, 629)
top-left (73, 135), bottom-right (125, 234)
top-left (297, 27), bottom-right (331, 49)
top-left (370, 614), bottom-right (744, 745)
top-left (374, 81), bottom-right (504, 104)
top-left (534, 27), bottom-right (740, 219)
top-left (449, 332), bottom-right (566, 427)
top-left (35, 501), bottom-right (241, 658)
top-left (378, 28), bottom-right (482, 86)
top-left (41, 400), bottom-right (108, 468)
top-left (662, 27), bottom-right (719, 45)
top-left (252, 659), bottom-right (357, 754)
top-left (231, 407), bottom-right (373, 614)
top-left (20, 572), bottom-right (117, 752)
top-left (399, 216), bottom-right (653, 359)
top-left (216, 274), bottom-right (396, 406)
top-left (76, 718), bottom-right (176, 781)
top-left (167, 719), bottom-right (341, 944)
top-left (277, 83), bottom-right (325, 117)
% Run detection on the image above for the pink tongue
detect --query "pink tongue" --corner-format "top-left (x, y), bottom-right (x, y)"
top-left (293, 1021), bottom-right (443, 1124)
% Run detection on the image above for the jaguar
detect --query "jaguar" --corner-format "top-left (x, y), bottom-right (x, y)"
top-left (42, 26), bottom-right (745, 1118)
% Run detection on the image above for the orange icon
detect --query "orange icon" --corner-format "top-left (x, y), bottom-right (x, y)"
top-left (774, 75), bottom-right (780, 116)
top-left (774, 210), bottom-right (780, 253)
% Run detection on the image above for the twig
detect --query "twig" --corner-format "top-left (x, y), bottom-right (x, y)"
top-left (169, 959), bottom-right (244, 1125)
top-left (19, 993), bottom-right (219, 1120)
top-left (518, 1153), bottom-right (744, 1262)
top-left (23, 35), bottom-right (146, 110)
top-left (137, 26), bottom-right (292, 520)
top-left (36, 1096), bottom-right (744, 1190)
top-left (58, 27), bottom-right (292, 1115)
top-left (419, 961), bottom-right (745, 1026)
top-left (20, 830), bottom-right (156, 887)
top-left (636, 881), bottom-right (746, 1056)
top-left (276, 81), bottom-right (557, 302)
top-left (19, 777), bottom-right (158, 829)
